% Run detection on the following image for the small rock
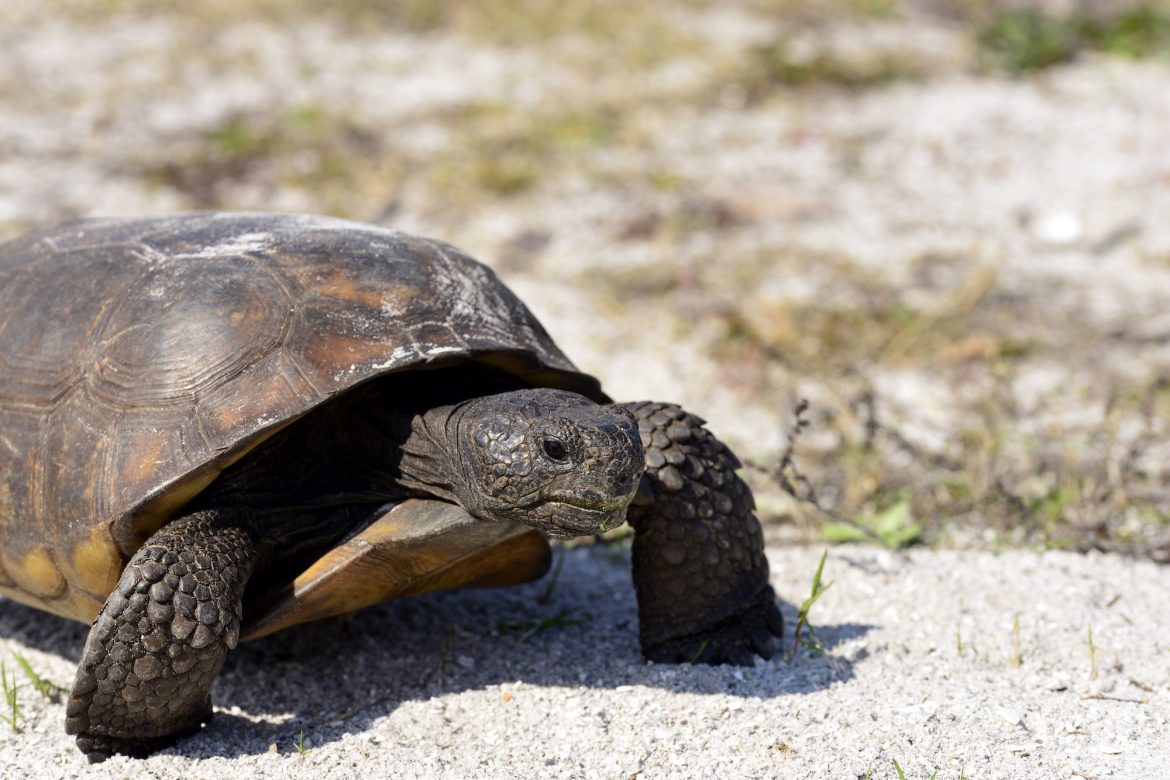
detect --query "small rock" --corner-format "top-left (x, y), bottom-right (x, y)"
top-left (995, 706), bottom-right (1023, 726)
top-left (1034, 212), bottom-right (1082, 246)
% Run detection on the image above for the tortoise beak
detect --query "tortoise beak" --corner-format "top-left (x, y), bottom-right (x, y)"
top-left (538, 488), bottom-right (636, 538)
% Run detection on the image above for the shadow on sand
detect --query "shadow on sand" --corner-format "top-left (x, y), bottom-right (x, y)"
top-left (0, 545), bottom-right (875, 760)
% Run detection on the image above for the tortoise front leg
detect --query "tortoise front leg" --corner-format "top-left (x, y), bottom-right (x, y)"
top-left (66, 510), bottom-right (257, 762)
top-left (614, 402), bottom-right (783, 665)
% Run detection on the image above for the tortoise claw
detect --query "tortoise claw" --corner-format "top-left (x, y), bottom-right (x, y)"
top-left (643, 586), bottom-right (783, 666)
top-left (74, 715), bottom-right (205, 763)
top-left (750, 627), bottom-right (777, 660)
top-left (722, 645), bottom-right (756, 667)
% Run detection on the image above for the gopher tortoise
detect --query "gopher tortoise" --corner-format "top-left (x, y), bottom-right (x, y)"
top-left (0, 212), bottom-right (781, 761)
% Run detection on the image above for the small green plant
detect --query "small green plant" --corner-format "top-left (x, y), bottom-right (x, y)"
top-left (1086, 625), bottom-right (1099, 680)
top-left (12, 652), bottom-right (66, 702)
top-left (1098, 5), bottom-right (1170, 57)
top-left (978, 5), bottom-right (1170, 73)
top-left (823, 494), bottom-right (922, 548)
top-left (888, 760), bottom-right (940, 779)
top-left (293, 729), bottom-right (309, 757)
top-left (1, 660), bottom-right (21, 733)
top-left (689, 639), bottom-right (709, 665)
top-left (977, 10), bottom-right (1084, 72)
top-left (955, 624), bottom-right (967, 657)
top-left (497, 609), bottom-right (589, 642)
top-left (793, 549), bottom-right (834, 656)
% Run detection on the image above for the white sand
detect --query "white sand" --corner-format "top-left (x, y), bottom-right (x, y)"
top-left (2, 544), bottom-right (1167, 779)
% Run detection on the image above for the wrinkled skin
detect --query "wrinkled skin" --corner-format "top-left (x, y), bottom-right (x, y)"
top-left (455, 390), bottom-right (644, 537)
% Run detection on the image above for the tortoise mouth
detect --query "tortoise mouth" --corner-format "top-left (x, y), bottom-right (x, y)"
top-left (549, 492), bottom-right (631, 512)
top-left (537, 492), bottom-right (633, 538)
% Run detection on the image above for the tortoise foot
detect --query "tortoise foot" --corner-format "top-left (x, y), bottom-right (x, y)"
top-left (643, 585), bottom-right (783, 666)
top-left (73, 703), bottom-right (209, 763)
top-left (65, 511), bottom-right (256, 759)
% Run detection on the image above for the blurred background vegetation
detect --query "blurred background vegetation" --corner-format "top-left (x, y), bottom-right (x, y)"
top-left (1, 0), bottom-right (1168, 560)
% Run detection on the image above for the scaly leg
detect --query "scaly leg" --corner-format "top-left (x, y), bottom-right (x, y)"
top-left (65, 510), bottom-right (257, 762)
top-left (616, 402), bottom-right (783, 665)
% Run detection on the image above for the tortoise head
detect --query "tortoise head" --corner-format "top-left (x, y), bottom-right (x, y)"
top-left (453, 389), bottom-right (644, 538)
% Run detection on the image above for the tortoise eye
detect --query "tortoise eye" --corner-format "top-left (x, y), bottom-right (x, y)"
top-left (542, 437), bottom-right (569, 462)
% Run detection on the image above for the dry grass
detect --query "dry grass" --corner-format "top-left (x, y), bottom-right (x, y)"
top-left (142, 105), bottom-right (404, 216)
top-left (42, 0), bottom-right (691, 52)
top-left (590, 242), bottom-right (1169, 560)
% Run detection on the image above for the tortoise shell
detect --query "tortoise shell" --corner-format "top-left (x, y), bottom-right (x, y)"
top-left (0, 212), bottom-right (604, 624)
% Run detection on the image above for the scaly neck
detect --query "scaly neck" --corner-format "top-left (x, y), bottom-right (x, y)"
top-left (390, 400), bottom-right (469, 506)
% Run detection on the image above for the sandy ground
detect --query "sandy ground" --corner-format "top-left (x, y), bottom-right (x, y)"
top-left (2, 544), bottom-right (1168, 779)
